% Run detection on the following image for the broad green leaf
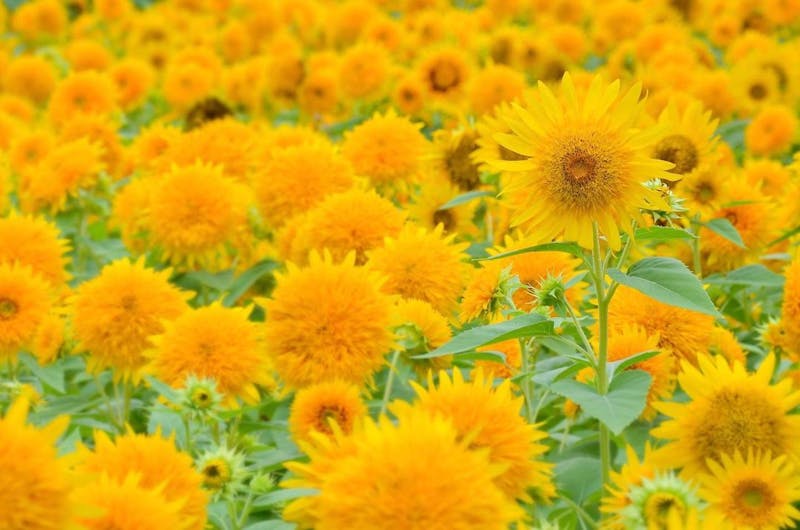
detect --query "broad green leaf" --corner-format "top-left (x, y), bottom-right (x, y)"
top-left (608, 349), bottom-right (660, 378)
top-left (412, 313), bottom-right (552, 359)
top-left (223, 259), bottom-right (279, 306)
top-left (768, 224), bottom-right (800, 246)
top-left (634, 226), bottom-right (696, 242)
top-left (704, 264), bottom-right (785, 288)
top-left (549, 370), bottom-right (652, 435)
top-left (252, 489), bottom-right (319, 509)
top-left (455, 351), bottom-right (507, 363)
top-left (607, 257), bottom-right (719, 316)
top-left (704, 218), bottom-right (745, 248)
top-left (245, 521), bottom-right (295, 530)
top-left (478, 241), bottom-right (584, 261)
top-left (437, 190), bottom-right (495, 210)
top-left (554, 457), bottom-right (602, 505)
top-left (19, 353), bottom-right (65, 393)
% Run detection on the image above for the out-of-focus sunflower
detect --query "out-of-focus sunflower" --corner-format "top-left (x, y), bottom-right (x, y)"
top-left (149, 303), bottom-right (273, 405)
top-left (47, 71), bottom-right (117, 124)
top-left (488, 73), bottom-right (676, 250)
top-left (76, 430), bottom-right (207, 530)
top-left (467, 63), bottom-right (526, 116)
top-left (3, 55), bottom-right (57, 104)
top-left (338, 42), bottom-right (392, 102)
top-left (652, 355), bottom-right (800, 477)
top-left (407, 176), bottom-right (476, 236)
top-left (745, 104), bottom-right (798, 157)
top-left (391, 298), bottom-right (453, 376)
top-left (0, 264), bottom-right (53, 361)
top-left (427, 126), bottom-right (483, 191)
top-left (367, 224), bottom-right (469, 314)
top-left (283, 406), bottom-right (523, 530)
top-left (288, 381), bottom-right (367, 443)
top-left (416, 46), bottom-right (471, 99)
top-left (0, 398), bottom-right (78, 530)
top-left (698, 451), bottom-right (800, 530)
top-left (650, 100), bottom-right (718, 181)
top-left (72, 258), bottom-right (189, 383)
top-left (109, 58), bottom-right (156, 110)
top-left (0, 213), bottom-right (69, 288)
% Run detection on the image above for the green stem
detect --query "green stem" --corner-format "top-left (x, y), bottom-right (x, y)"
top-left (591, 223), bottom-right (611, 487)
top-left (120, 380), bottom-right (132, 429)
top-left (691, 217), bottom-right (703, 278)
top-left (520, 338), bottom-right (539, 424)
top-left (182, 414), bottom-right (194, 455)
top-left (236, 490), bottom-right (255, 528)
top-left (563, 302), bottom-right (596, 367)
top-left (379, 351), bottom-right (401, 416)
top-left (95, 375), bottom-right (123, 432)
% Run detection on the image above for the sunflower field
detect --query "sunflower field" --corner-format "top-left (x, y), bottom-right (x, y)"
top-left (4, 0), bottom-right (800, 528)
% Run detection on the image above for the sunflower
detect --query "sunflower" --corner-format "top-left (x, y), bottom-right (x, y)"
top-left (407, 176), bottom-right (476, 236)
top-left (8, 129), bottom-right (54, 178)
top-left (781, 257), bottom-right (800, 356)
top-left (30, 310), bottom-right (64, 365)
top-left (289, 380), bottom-right (367, 443)
top-left (709, 326), bottom-right (746, 366)
top-left (109, 57), bottom-right (155, 110)
top-left (650, 100), bottom-right (719, 181)
top-left (487, 73), bottom-right (676, 250)
top-left (472, 102), bottom-right (530, 173)
top-left (21, 138), bottom-right (105, 214)
top-left (700, 178), bottom-right (774, 274)
top-left (65, 38), bottom-right (113, 72)
top-left (744, 158), bottom-right (791, 197)
top-left (127, 122), bottom-right (181, 171)
top-left (0, 398), bottom-right (77, 530)
top-left (146, 162), bottom-right (253, 270)
top-left (196, 445), bottom-right (247, 497)
top-left (392, 71), bottom-right (426, 116)
top-left (149, 303), bottom-right (273, 405)
top-left (619, 472), bottom-right (703, 530)
top-left (340, 109), bottom-right (427, 188)
top-left (391, 298), bottom-right (453, 376)
top-left (367, 224), bottom-right (469, 314)
top-left (47, 71), bottom-right (117, 124)
top-left (71, 258), bottom-right (189, 382)
top-left (111, 177), bottom-right (155, 254)
top-left (602, 444), bottom-right (666, 521)
top-left (459, 262), bottom-right (508, 323)
top-left (298, 68), bottom-right (339, 116)
top-left (282, 188), bottom-right (406, 266)
top-left (338, 42), bottom-right (391, 101)
top-left (427, 126), bottom-right (483, 191)
top-left (59, 114), bottom-right (124, 178)
top-left (3, 55), bottom-right (57, 104)
top-left (652, 354), bottom-right (800, 477)
top-left (608, 285), bottom-right (714, 364)
top-left (699, 451), bottom-right (800, 530)
top-left (262, 251), bottom-right (394, 388)
top-left (0, 214), bottom-right (69, 288)
top-left (416, 47), bottom-right (471, 98)
top-left (76, 431), bottom-right (207, 530)
top-left (74, 474), bottom-right (191, 530)
top-left (0, 264), bottom-right (53, 360)
top-left (745, 104), bottom-right (798, 157)
top-left (254, 142), bottom-right (355, 228)
top-left (408, 369), bottom-right (555, 502)
top-left (731, 58), bottom-right (781, 116)
top-left (282, 406), bottom-right (522, 530)
top-left (467, 63), bottom-right (526, 116)
top-left (162, 62), bottom-right (215, 111)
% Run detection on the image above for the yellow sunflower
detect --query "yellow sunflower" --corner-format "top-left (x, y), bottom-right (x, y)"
top-left (76, 431), bottom-right (207, 530)
top-left (781, 256), bottom-right (800, 357)
top-left (146, 162), bottom-right (253, 271)
top-left (288, 380), bottom-right (367, 444)
top-left (340, 109), bottom-right (427, 189)
top-left (47, 71), bottom-right (117, 124)
top-left (699, 451), bottom-right (800, 530)
top-left (408, 369), bottom-right (555, 502)
top-left (283, 406), bottom-right (522, 530)
top-left (149, 303), bottom-right (273, 405)
top-left (608, 285), bottom-right (714, 364)
top-left (74, 474), bottom-right (192, 530)
top-left (0, 213), bottom-right (69, 288)
top-left (367, 223), bottom-right (470, 314)
top-left (468, 63), bottom-right (526, 116)
top-left (650, 100), bottom-right (719, 181)
top-left (71, 258), bottom-right (190, 382)
top-left (281, 188), bottom-right (406, 266)
top-left (254, 141), bottom-right (356, 229)
top-left (416, 46), bottom-right (471, 98)
top-left (8, 129), bottom-right (54, 178)
top-left (652, 354), bottom-right (800, 477)
top-left (745, 104), bottom-right (798, 157)
top-left (262, 251), bottom-right (394, 388)
top-left (488, 73), bottom-right (676, 249)
top-left (3, 55), bottom-right (57, 104)
top-left (391, 298), bottom-right (453, 376)
top-left (407, 175), bottom-right (477, 236)
top-left (602, 444), bottom-right (666, 522)
top-left (427, 126), bottom-right (483, 191)
top-left (0, 398), bottom-right (77, 530)
top-left (0, 264), bottom-right (53, 360)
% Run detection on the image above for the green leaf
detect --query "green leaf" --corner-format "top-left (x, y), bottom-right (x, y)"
top-left (223, 259), bottom-right (279, 306)
top-left (455, 351), bottom-right (506, 363)
top-left (478, 241), bottom-right (584, 262)
top-left (607, 257), bottom-right (719, 316)
top-left (554, 457), bottom-right (602, 505)
top-left (768, 224), bottom-right (800, 246)
top-left (549, 370), bottom-right (652, 435)
top-left (245, 521), bottom-right (295, 530)
top-left (704, 218), bottom-right (745, 248)
top-left (704, 264), bottom-right (785, 288)
top-left (412, 313), bottom-right (552, 359)
top-left (18, 353), bottom-right (65, 393)
top-left (608, 349), bottom-right (661, 378)
top-left (634, 226), bottom-right (696, 242)
top-left (437, 190), bottom-right (495, 210)
top-left (252, 489), bottom-right (319, 509)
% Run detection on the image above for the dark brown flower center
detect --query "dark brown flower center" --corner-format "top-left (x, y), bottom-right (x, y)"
top-left (432, 209), bottom-right (456, 232)
top-left (653, 134), bottom-right (699, 175)
top-left (0, 298), bottom-right (18, 320)
top-left (445, 133), bottom-right (481, 190)
top-left (749, 83), bottom-right (768, 101)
